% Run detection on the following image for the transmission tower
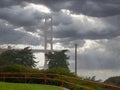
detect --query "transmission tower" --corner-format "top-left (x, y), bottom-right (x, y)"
top-left (44, 17), bottom-right (53, 69)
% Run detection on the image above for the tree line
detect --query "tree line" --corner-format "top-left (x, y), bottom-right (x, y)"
top-left (0, 47), bottom-right (69, 70)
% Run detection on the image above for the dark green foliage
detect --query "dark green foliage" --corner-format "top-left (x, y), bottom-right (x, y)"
top-left (0, 65), bottom-right (41, 83)
top-left (45, 68), bottom-right (75, 77)
top-left (0, 64), bottom-right (40, 73)
top-left (84, 76), bottom-right (102, 82)
top-left (45, 50), bottom-right (69, 69)
top-left (0, 64), bottom-right (28, 72)
top-left (104, 76), bottom-right (120, 86)
top-left (0, 47), bottom-right (37, 68)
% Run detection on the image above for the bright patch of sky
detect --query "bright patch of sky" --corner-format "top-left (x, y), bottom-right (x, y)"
top-left (77, 70), bottom-right (120, 81)
top-left (26, 3), bottom-right (51, 13)
top-left (79, 40), bottom-right (97, 52)
top-left (34, 53), bottom-right (45, 69)
top-left (61, 9), bottom-right (71, 15)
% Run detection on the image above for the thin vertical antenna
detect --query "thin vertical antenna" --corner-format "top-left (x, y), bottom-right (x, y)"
top-left (75, 44), bottom-right (77, 75)
top-left (44, 18), bottom-right (47, 53)
top-left (50, 17), bottom-right (53, 51)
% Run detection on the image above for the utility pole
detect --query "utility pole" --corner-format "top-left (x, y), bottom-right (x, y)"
top-left (75, 44), bottom-right (77, 75)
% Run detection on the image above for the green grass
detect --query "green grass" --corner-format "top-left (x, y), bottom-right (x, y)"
top-left (0, 82), bottom-right (63, 90)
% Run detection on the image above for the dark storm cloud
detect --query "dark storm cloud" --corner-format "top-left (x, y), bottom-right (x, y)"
top-left (54, 16), bottom-right (120, 41)
top-left (0, 0), bottom-right (120, 46)
top-left (0, 1), bottom-right (49, 45)
top-left (0, 0), bottom-right (27, 7)
top-left (0, 5), bottom-right (44, 27)
top-left (79, 0), bottom-right (120, 17)
top-left (31, 0), bottom-right (120, 17)
top-left (82, 28), bottom-right (120, 39)
top-left (0, 20), bottom-right (40, 45)
top-left (0, 4), bottom-right (50, 34)
top-left (52, 12), bottom-right (73, 25)
top-left (1, 0), bottom-right (120, 17)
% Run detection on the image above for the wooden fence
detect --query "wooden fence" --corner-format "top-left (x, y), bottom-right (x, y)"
top-left (0, 72), bottom-right (120, 90)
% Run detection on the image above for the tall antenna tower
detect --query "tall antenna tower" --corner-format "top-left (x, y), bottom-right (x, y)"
top-left (44, 17), bottom-right (53, 69)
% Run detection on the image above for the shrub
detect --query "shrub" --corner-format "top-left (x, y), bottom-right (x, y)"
top-left (0, 65), bottom-right (42, 83)
top-left (0, 64), bottom-right (28, 72)
top-left (0, 64), bottom-right (41, 73)
top-left (45, 68), bottom-right (75, 77)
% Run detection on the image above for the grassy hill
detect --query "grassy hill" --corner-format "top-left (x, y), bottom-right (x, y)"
top-left (104, 76), bottom-right (120, 86)
top-left (0, 82), bottom-right (63, 90)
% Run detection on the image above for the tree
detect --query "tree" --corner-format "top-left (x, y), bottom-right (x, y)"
top-left (45, 50), bottom-right (69, 69)
top-left (0, 47), bottom-right (37, 68)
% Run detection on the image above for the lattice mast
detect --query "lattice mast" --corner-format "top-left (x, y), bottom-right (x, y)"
top-left (44, 17), bottom-right (53, 69)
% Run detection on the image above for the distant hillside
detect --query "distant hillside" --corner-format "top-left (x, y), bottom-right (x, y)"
top-left (104, 76), bottom-right (120, 86)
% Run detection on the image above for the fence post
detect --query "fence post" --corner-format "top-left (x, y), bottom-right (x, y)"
top-left (90, 81), bottom-right (93, 90)
top-left (44, 73), bottom-right (47, 84)
top-left (3, 73), bottom-right (5, 82)
top-left (25, 74), bottom-right (27, 84)
top-left (72, 78), bottom-right (76, 90)
top-left (61, 75), bottom-right (64, 87)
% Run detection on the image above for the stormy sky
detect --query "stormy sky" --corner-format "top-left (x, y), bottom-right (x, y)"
top-left (0, 0), bottom-right (120, 80)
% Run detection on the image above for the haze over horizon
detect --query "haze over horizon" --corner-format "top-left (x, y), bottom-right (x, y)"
top-left (0, 0), bottom-right (120, 81)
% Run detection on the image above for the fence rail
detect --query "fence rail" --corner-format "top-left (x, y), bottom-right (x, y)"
top-left (0, 72), bottom-right (120, 90)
